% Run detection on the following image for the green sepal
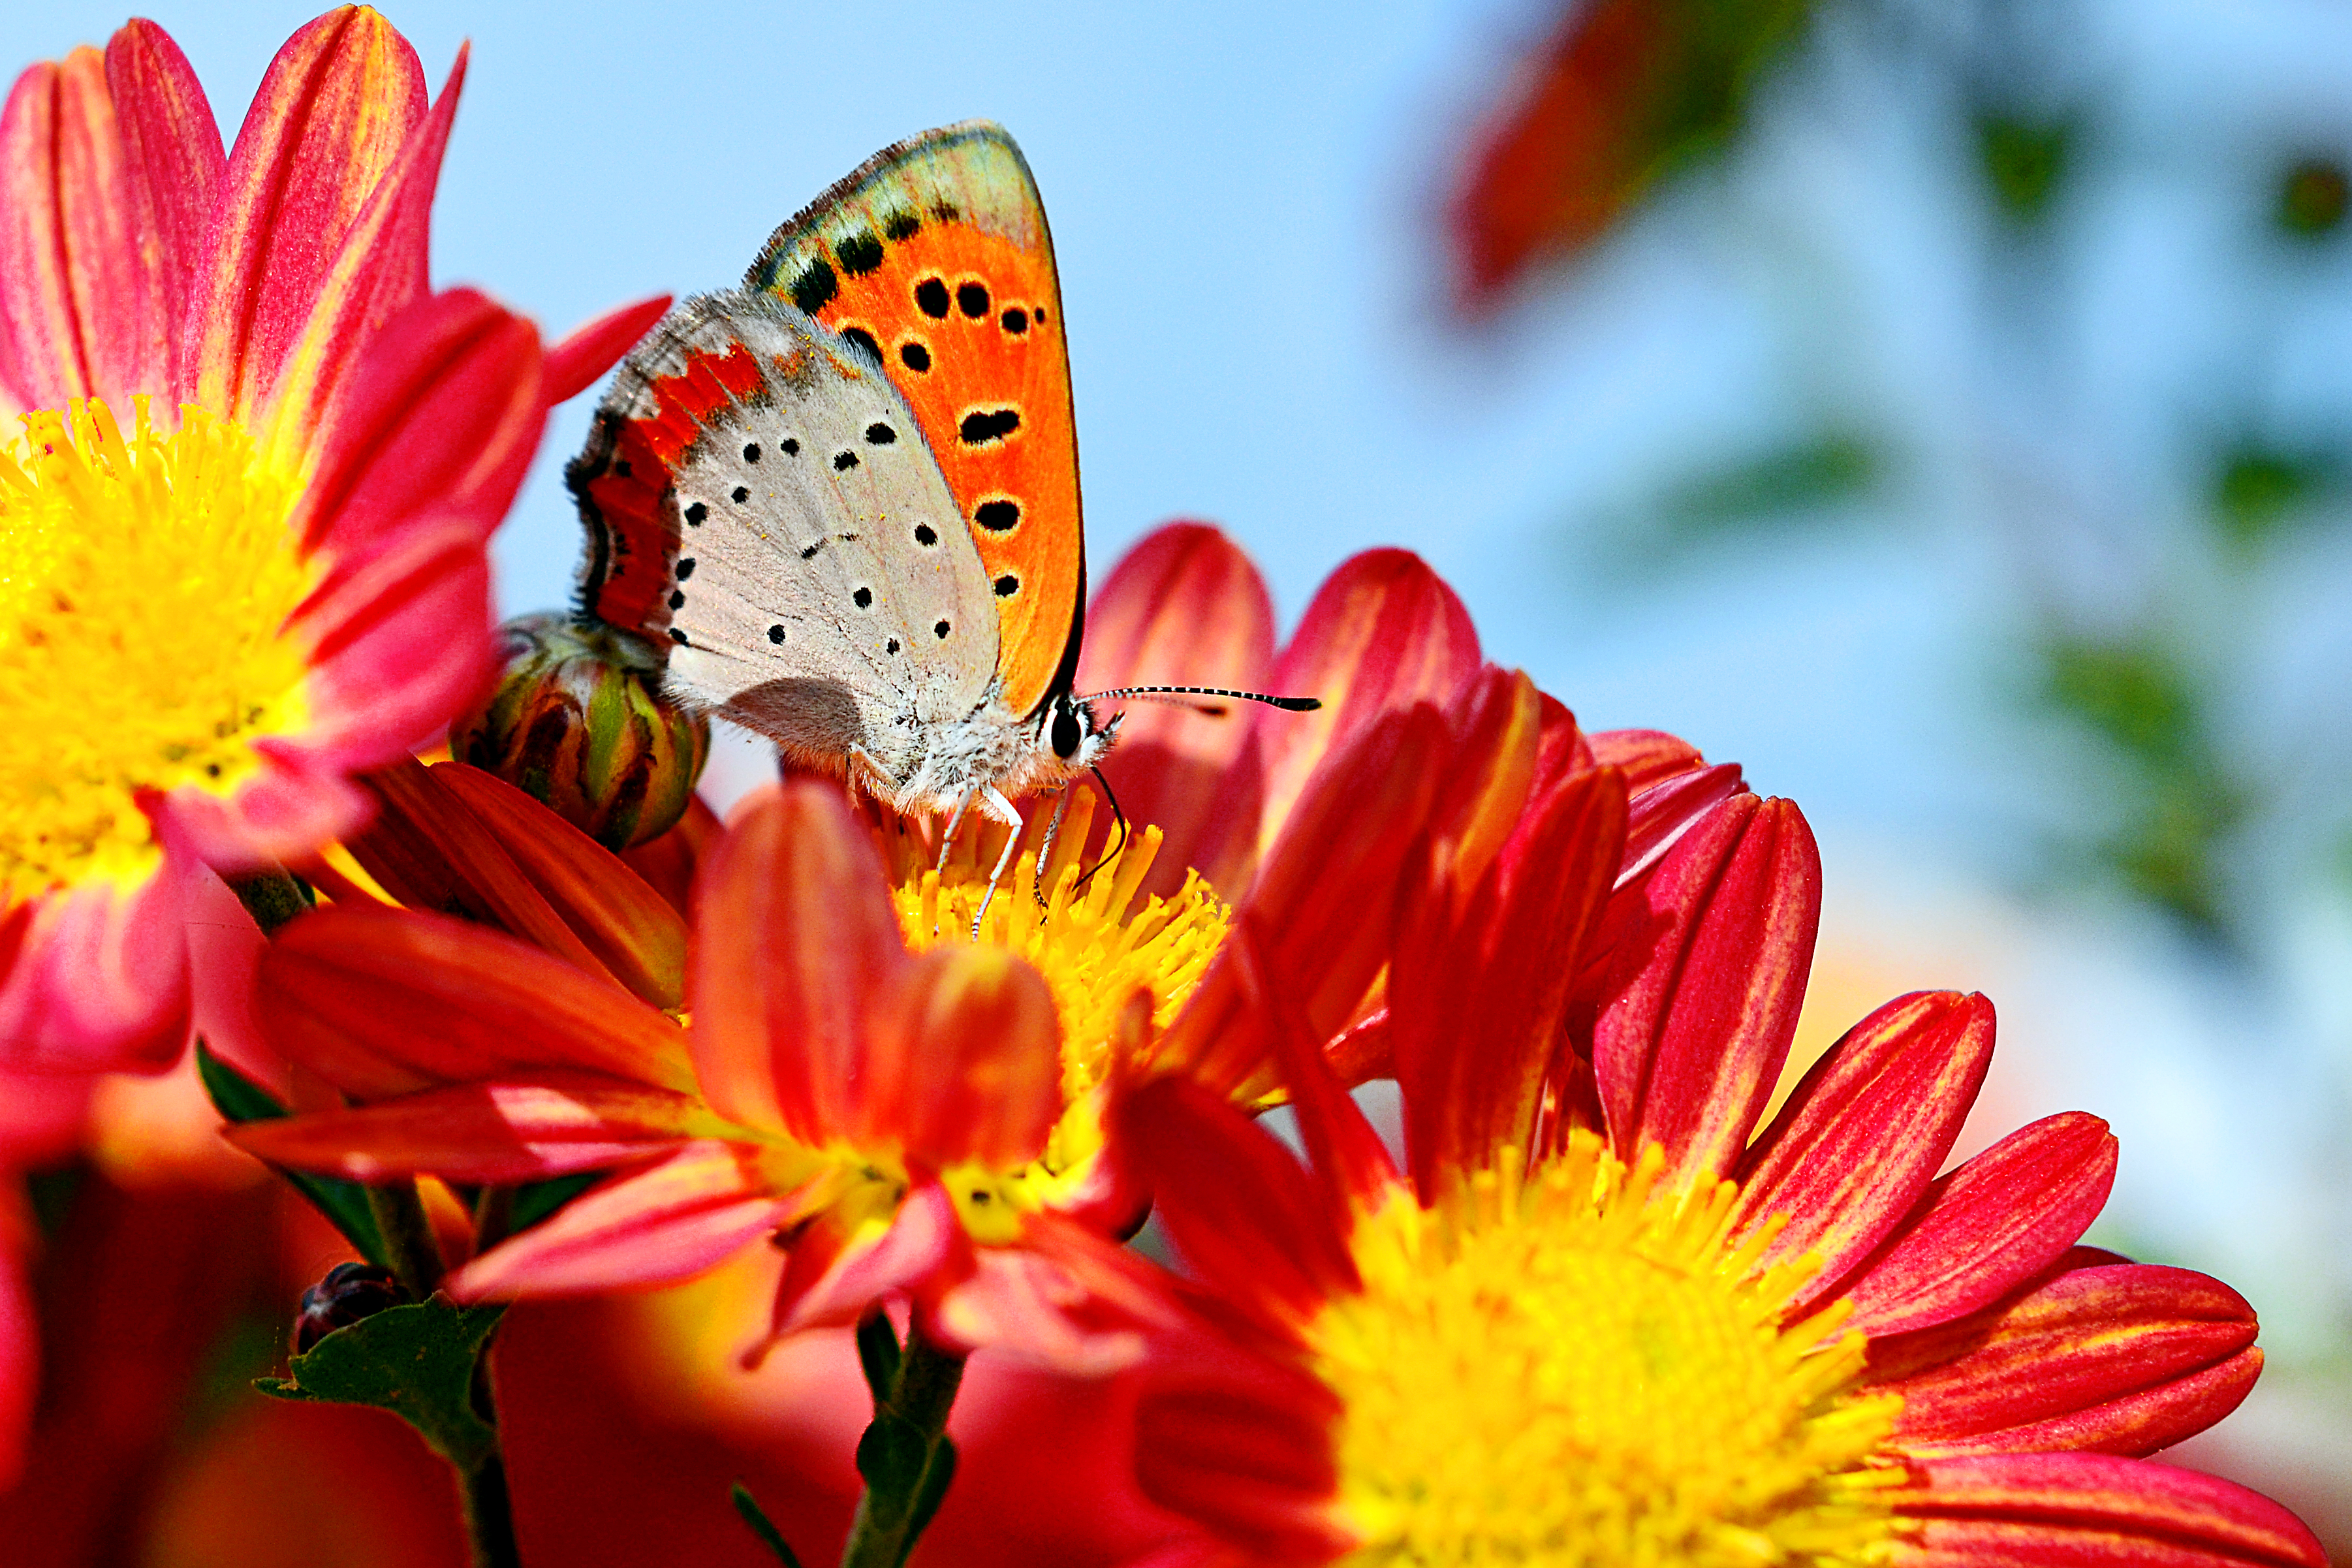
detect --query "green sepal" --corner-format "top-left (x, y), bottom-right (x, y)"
top-left (196, 1040), bottom-right (387, 1264)
top-left (730, 1482), bottom-right (806, 1568)
top-left (855, 1310), bottom-right (901, 1407)
top-left (903, 1435), bottom-right (958, 1549)
top-left (255, 1294), bottom-right (505, 1471)
top-left (854, 1412), bottom-right (928, 1496)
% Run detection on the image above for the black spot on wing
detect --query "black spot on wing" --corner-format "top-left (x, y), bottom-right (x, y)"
top-left (900, 341), bottom-right (932, 373)
top-left (732, 486), bottom-right (749, 503)
top-left (915, 277), bottom-right (950, 318)
top-left (742, 443), bottom-right (759, 462)
top-left (780, 438), bottom-right (800, 456)
top-left (865, 422), bottom-right (896, 445)
top-left (768, 624), bottom-right (786, 644)
top-left (886, 636), bottom-right (901, 654)
top-left (841, 326), bottom-right (882, 366)
top-left (934, 620), bottom-right (950, 639)
top-left (853, 586), bottom-right (873, 609)
top-left (684, 501), bottom-right (707, 525)
top-left (790, 259), bottom-right (838, 313)
top-left (994, 574), bottom-right (1018, 597)
top-left (668, 628), bottom-right (688, 646)
top-left (960, 408), bottom-right (1021, 446)
top-left (957, 281), bottom-right (990, 318)
top-left (975, 499), bottom-right (1020, 531)
top-left (884, 212), bottom-right (921, 242)
top-left (914, 524), bottom-right (937, 546)
top-left (1000, 307), bottom-right (1028, 335)
top-left (676, 558), bottom-right (695, 579)
top-left (834, 450), bottom-right (860, 471)
top-left (668, 589), bottom-right (685, 610)
top-left (835, 230), bottom-right (884, 275)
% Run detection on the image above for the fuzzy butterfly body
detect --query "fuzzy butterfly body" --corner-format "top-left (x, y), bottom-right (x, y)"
top-left (570, 122), bottom-right (1107, 822)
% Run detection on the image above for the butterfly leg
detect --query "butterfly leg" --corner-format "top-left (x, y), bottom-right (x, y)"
top-left (934, 789), bottom-right (976, 875)
top-left (968, 785), bottom-right (1026, 940)
top-left (1029, 785), bottom-right (1077, 911)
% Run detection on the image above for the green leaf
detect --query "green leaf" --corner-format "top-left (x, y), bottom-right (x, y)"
top-left (2278, 157), bottom-right (2350, 239)
top-left (1977, 112), bottom-right (2075, 223)
top-left (255, 1294), bottom-right (505, 1471)
top-left (730, 1482), bottom-right (806, 1568)
top-left (196, 1041), bottom-right (387, 1264)
top-left (2212, 444), bottom-right (2338, 549)
top-left (903, 1435), bottom-right (958, 1552)
top-left (854, 1413), bottom-right (929, 1497)
top-left (855, 1311), bottom-right (902, 1407)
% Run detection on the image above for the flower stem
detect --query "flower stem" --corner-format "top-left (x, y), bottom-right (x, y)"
top-left (838, 1322), bottom-right (967, 1568)
top-left (462, 1450), bottom-right (522, 1568)
top-left (364, 1178), bottom-right (445, 1300)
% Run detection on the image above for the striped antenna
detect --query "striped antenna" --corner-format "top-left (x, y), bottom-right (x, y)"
top-left (1073, 684), bottom-right (1321, 713)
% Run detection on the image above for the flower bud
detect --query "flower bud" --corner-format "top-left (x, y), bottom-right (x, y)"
top-left (450, 613), bottom-right (710, 850)
top-left (294, 1261), bottom-right (408, 1353)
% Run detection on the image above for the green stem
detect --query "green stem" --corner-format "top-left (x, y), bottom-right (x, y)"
top-left (223, 864), bottom-right (311, 935)
top-left (364, 1178), bottom-right (445, 1300)
top-left (461, 1451), bottom-right (522, 1568)
top-left (839, 1325), bottom-right (967, 1568)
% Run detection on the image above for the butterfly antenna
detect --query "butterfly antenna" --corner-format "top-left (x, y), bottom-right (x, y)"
top-left (1067, 766), bottom-right (1129, 900)
top-left (1071, 684), bottom-right (1321, 713)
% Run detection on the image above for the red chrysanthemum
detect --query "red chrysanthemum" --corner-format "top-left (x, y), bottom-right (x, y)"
top-left (1120, 781), bottom-right (2321, 1568)
top-left (0, 7), bottom-right (662, 1073)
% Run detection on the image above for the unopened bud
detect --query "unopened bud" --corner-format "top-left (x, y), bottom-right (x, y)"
top-left (294, 1261), bottom-right (408, 1353)
top-left (450, 613), bottom-right (710, 850)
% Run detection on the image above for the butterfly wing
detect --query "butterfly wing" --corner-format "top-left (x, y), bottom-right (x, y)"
top-left (569, 291), bottom-right (997, 772)
top-left (745, 121), bottom-right (1083, 721)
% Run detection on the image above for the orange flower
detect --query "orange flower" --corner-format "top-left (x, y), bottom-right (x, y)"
top-left (228, 527), bottom-right (1580, 1369)
top-left (1118, 787), bottom-right (2321, 1568)
top-left (0, 8), bottom-right (663, 1073)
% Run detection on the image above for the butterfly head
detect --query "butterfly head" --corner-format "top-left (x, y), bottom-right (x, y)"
top-left (1042, 693), bottom-right (1118, 774)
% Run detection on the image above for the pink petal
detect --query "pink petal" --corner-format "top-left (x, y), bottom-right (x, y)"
top-left (1731, 991), bottom-right (1996, 1315)
top-left (185, 7), bottom-right (427, 426)
top-left (1838, 1111), bottom-right (2118, 1337)
top-left (542, 293), bottom-right (670, 405)
top-left (0, 841), bottom-right (195, 1073)
top-left (101, 20), bottom-right (221, 400)
top-left (293, 287), bottom-right (544, 561)
top-left (1079, 522), bottom-right (1279, 895)
top-left (0, 1195), bottom-right (34, 1489)
top-left (292, 517), bottom-right (496, 762)
top-left (448, 1140), bottom-right (785, 1299)
top-left (1890, 1452), bottom-right (2325, 1568)
top-left (924, 1214), bottom-right (1179, 1371)
top-left (766, 1178), bottom-right (965, 1345)
top-left (1593, 792), bottom-right (1821, 1188)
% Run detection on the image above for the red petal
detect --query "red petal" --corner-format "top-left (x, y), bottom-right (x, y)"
top-left (542, 292), bottom-right (669, 405)
top-left (1731, 991), bottom-right (1996, 1313)
top-left (1135, 1328), bottom-right (1349, 1565)
top-left (923, 1212), bottom-right (1180, 1370)
top-left (766, 1178), bottom-right (965, 1344)
top-left (102, 20), bottom-right (221, 399)
top-left (1246, 550), bottom-right (1479, 870)
top-left (1080, 522), bottom-right (1278, 896)
top-left (1422, 666), bottom-right (1546, 900)
top-left (1870, 1262), bottom-right (2260, 1458)
top-left (1157, 706), bottom-right (1447, 1099)
top-left (1230, 922), bottom-right (1398, 1218)
top-left (1393, 762), bottom-right (1625, 1190)
top-left (256, 903), bottom-right (693, 1099)
top-left (1890, 1452), bottom-right (2325, 1568)
top-left (186, 6), bottom-right (427, 428)
top-left (341, 756), bottom-right (619, 986)
top-left (430, 762), bottom-right (687, 1012)
top-left (1587, 728), bottom-right (1707, 790)
top-left (1593, 792), bottom-right (1821, 1187)
top-left (688, 782), bottom-right (907, 1139)
top-left (1838, 1111), bottom-right (2118, 1337)
top-left (448, 1140), bottom-right (785, 1299)
top-left (294, 287), bottom-right (544, 561)
top-left (0, 48), bottom-right (155, 410)
top-left (858, 945), bottom-right (1061, 1170)
top-left (1117, 1076), bottom-right (1355, 1333)
top-left (227, 1071), bottom-right (708, 1182)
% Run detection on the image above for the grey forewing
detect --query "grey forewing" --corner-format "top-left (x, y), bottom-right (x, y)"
top-left (624, 292), bottom-right (999, 759)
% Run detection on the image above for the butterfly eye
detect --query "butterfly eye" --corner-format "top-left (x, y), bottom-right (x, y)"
top-left (1050, 701), bottom-right (1084, 760)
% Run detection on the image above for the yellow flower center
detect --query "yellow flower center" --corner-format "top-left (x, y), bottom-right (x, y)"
top-left (0, 398), bottom-right (313, 903)
top-left (1311, 1132), bottom-right (1907, 1568)
top-left (873, 791), bottom-right (1229, 1227)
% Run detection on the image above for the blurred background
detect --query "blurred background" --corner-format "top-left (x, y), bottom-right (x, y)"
top-left (5, 0), bottom-right (2350, 1561)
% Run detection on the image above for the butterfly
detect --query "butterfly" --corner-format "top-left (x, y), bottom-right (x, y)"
top-left (567, 121), bottom-right (1311, 908)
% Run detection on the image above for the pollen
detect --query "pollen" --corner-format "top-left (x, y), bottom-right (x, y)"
top-left (0, 399), bottom-right (312, 903)
top-left (873, 791), bottom-right (1229, 1198)
top-left (1310, 1133), bottom-right (1908, 1568)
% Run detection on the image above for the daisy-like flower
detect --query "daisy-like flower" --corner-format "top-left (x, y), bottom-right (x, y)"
top-left (227, 528), bottom-right (1597, 1367)
top-left (0, 8), bottom-right (663, 1071)
top-left (1119, 786), bottom-right (2322, 1568)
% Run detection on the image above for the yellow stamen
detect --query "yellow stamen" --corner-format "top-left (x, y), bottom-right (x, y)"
top-left (1312, 1132), bottom-right (1908, 1568)
top-left (0, 398), bottom-right (312, 903)
top-left (873, 792), bottom-right (1230, 1209)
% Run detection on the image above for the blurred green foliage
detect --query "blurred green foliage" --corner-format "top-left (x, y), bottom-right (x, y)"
top-left (2036, 631), bottom-right (2245, 935)
top-left (1977, 111), bottom-right (2075, 223)
top-left (2212, 443), bottom-right (2340, 548)
top-left (2277, 156), bottom-right (2350, 239)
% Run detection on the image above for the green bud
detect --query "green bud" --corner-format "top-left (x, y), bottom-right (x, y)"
top-left (450, 613), bottom-right (710, 850)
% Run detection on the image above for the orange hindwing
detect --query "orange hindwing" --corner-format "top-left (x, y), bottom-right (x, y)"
top-left (746, 122), bottom-right (1082, 719)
